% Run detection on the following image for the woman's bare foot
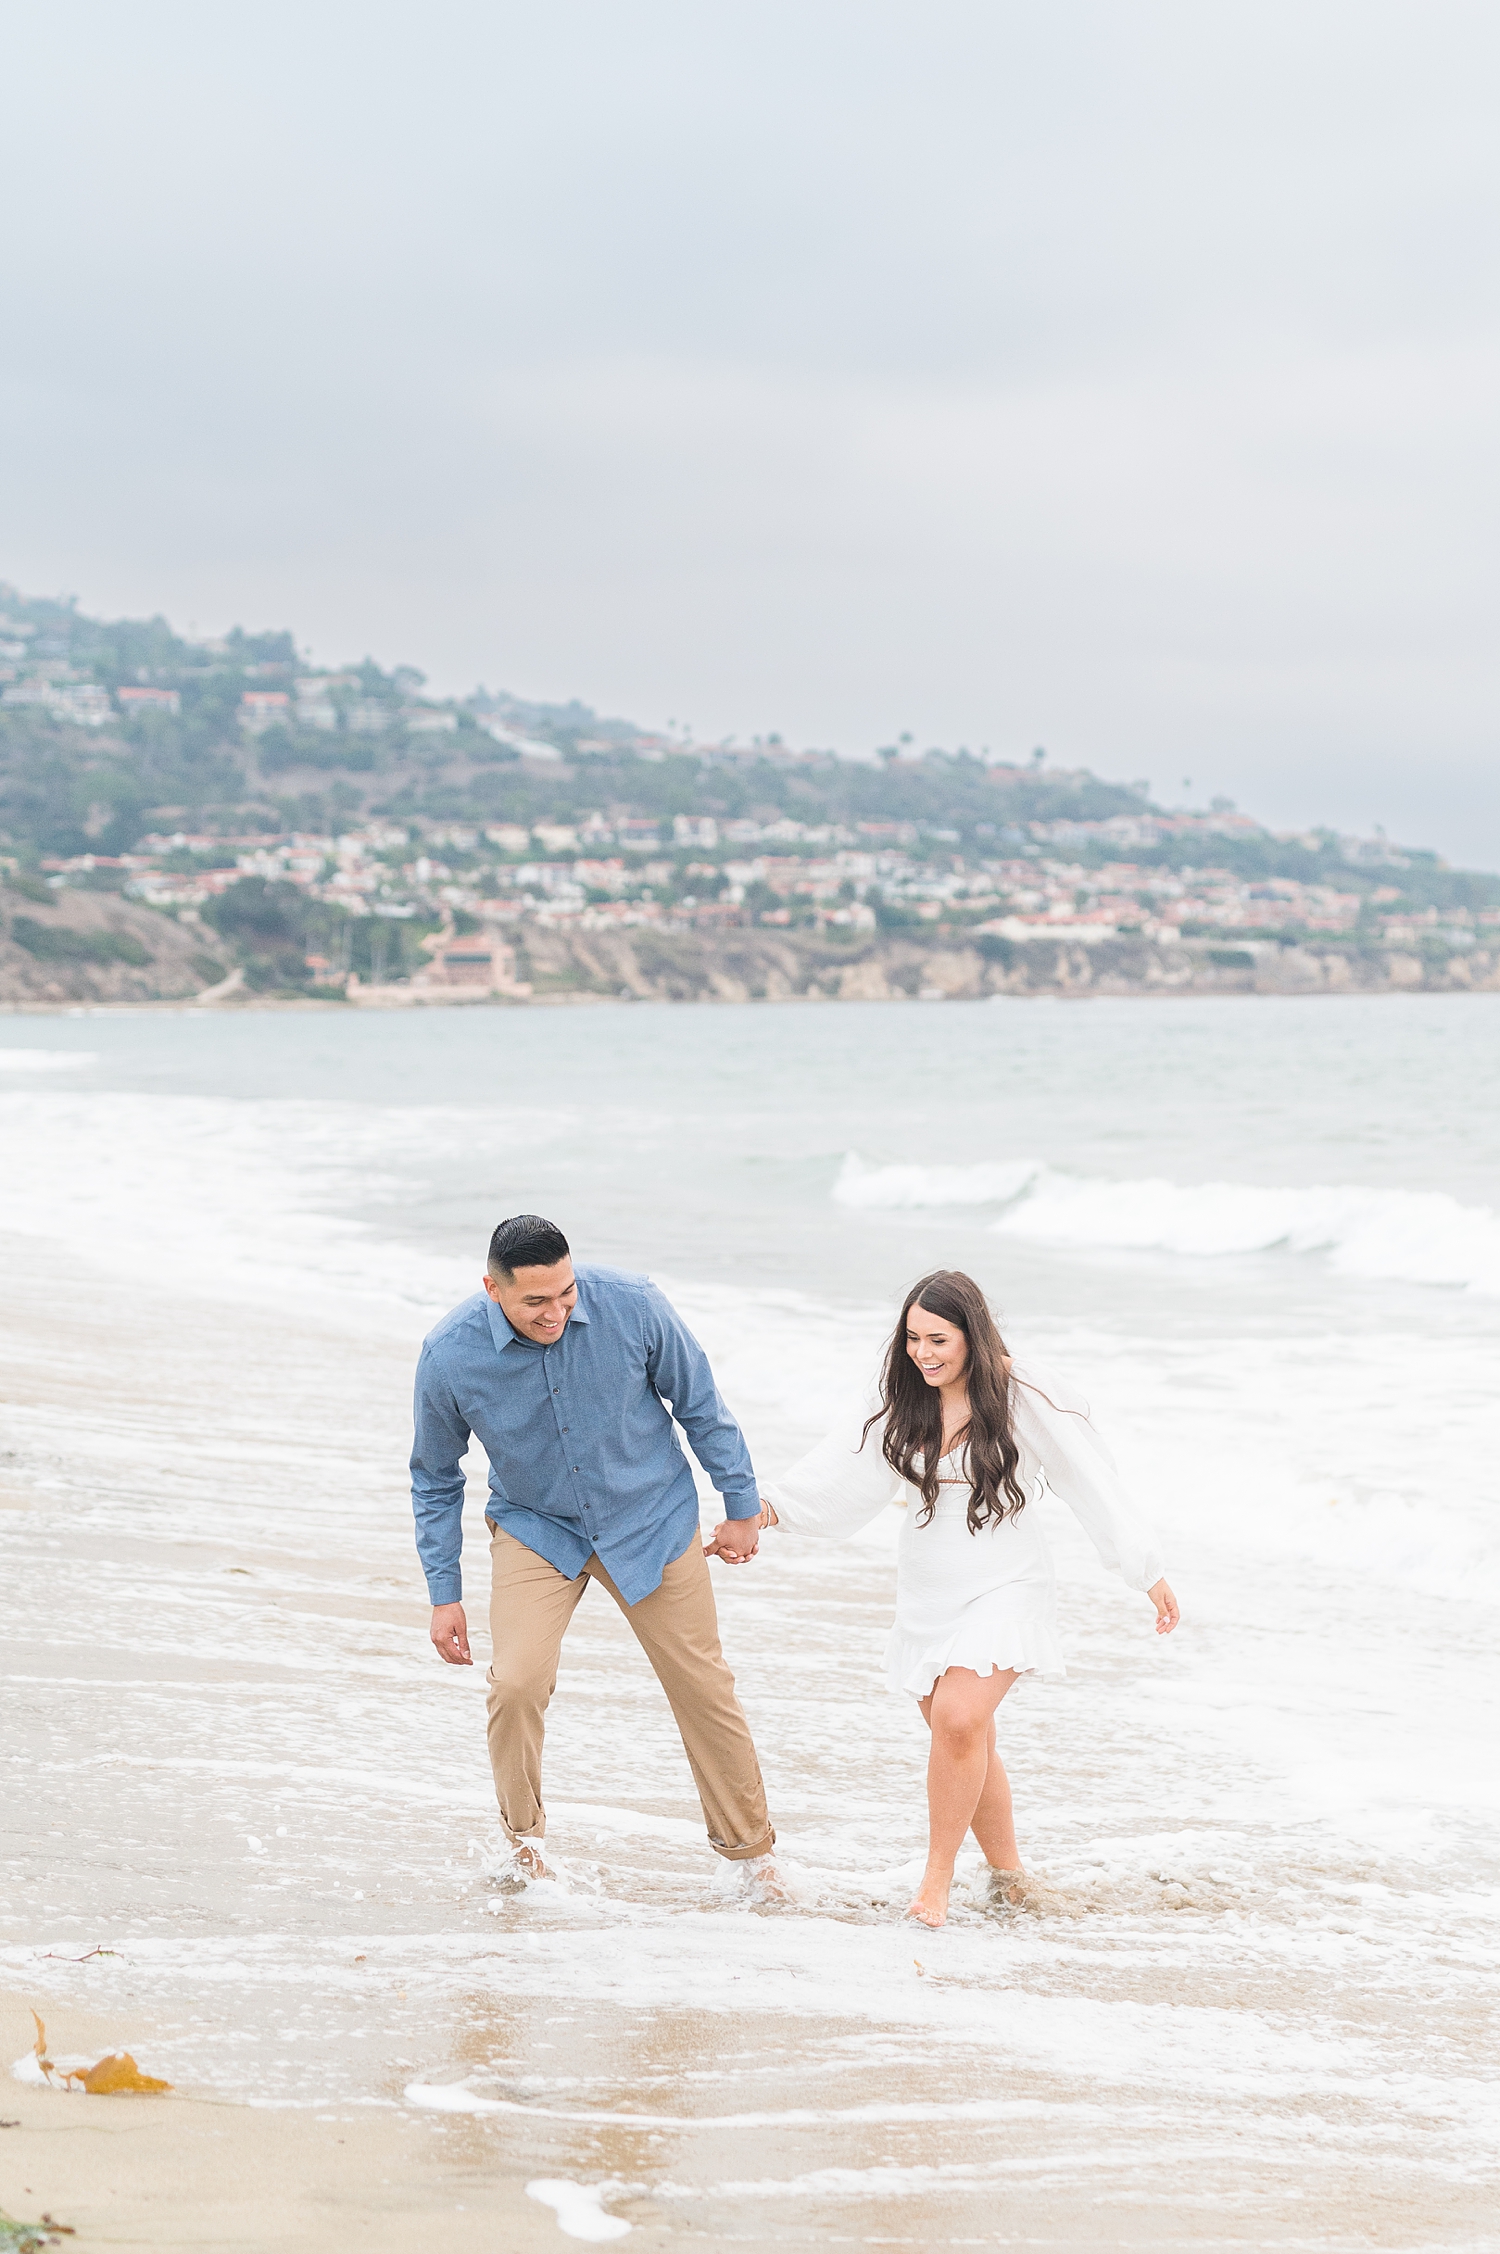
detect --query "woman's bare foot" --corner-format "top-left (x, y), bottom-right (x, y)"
top-left (906, 1872), bottom-right (952, 1927)
top-left (985, 1865), bottom-right (1028, 1906)
top-left (512, 1841), bottom-right (551, 1881)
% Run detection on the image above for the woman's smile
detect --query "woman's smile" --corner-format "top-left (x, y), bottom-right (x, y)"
top-left (906, 1308), bottom-right (969, 1389)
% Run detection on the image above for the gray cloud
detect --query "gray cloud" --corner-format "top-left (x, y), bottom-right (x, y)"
top-left (3, 0), bottom-right (1498, 858)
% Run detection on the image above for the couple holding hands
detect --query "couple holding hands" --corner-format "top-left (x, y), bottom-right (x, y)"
top-left (412, 1214), bottom-right (1178, 1928)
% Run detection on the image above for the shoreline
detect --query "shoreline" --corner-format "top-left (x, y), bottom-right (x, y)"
top-left (5, 977), bottom-right (1500, 1018)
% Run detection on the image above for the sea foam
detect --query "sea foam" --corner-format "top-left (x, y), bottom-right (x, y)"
top-left (834, 1155), bottom-right (1500, 1292)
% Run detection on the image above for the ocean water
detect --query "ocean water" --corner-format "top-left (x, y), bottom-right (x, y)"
top-left (3, 994), bottom-right (1499, 2245)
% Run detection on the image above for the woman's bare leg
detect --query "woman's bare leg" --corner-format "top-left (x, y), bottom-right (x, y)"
top-left (968, 1726), bottom-right (1019, 1873)
top-left (909, 1665), bottom-right (1017, 1927)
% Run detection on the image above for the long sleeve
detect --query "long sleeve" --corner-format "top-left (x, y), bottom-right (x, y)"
top-left (642, 1286), bottom-right (761, 1520)
top-left (410, 1343), bottom-right (473, 1605)
top-left (763, 1406), bottom-right (905, 1540)
top-left (1010, 1364), bottom-right (1165, 1592)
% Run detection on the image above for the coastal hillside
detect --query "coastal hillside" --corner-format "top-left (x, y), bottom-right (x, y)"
top-left (3, 580), bottom-right (1497, 1006)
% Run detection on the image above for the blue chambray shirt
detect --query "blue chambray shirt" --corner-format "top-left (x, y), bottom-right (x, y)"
top-left (410, 1263), bottom-right (760, 1607)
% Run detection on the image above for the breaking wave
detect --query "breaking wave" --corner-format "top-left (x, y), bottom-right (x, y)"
top-left (833, 1154), bottom-right (1500, 1292)
top-left (833, 1157), bottom-right (1044, 1210)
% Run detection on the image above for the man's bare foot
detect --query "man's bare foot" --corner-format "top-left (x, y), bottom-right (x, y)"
top-left (511, 1841), bottom-right (551, 1881)
top-left (742, 1853), bottom-right (788, 1902)
top-left (906, 1874), bottom-right (951, 1928)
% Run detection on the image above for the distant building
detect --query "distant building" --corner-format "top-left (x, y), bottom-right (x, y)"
top-left (240, 691), bottom-right (291, 733)
top-left (117, 686), bottom-right (182, 716)
top-left (403, 706), bottom-right (458, 733)
top-left (1, 680), bottom-right (112, 725)
top-left (346, 701), bottom-right (390, 733)
top-left (294, 685), bottom-right (339, 731)
top-left (61, 685), bottom-right (112, 726)
top-left (438, 946), bottom-right (501, 987)
top-left (673, 814), bottom-right (719, 849)
top-left (573, 858), bottom-right (627, 893)
top-left (401, 930), bottom-right (530, 998)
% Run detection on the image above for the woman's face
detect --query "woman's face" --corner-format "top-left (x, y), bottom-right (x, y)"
top-left (905, 1304), bottom-right (970, 1390)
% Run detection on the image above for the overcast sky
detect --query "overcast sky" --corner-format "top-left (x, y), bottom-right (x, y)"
top-left (3, 2), bottom-right (1498, 861)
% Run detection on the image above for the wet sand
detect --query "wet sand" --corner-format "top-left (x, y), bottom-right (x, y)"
top-left (0, 1998), bottom-right (564, 2253)
top-left (3, 1189), bottom-right (1499, 2250)
top-left (6, 1984), bottom-right (1498, 2254)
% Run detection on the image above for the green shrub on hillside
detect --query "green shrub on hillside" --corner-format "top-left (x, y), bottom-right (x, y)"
top-left (9, 917), bottom-right (149, 966)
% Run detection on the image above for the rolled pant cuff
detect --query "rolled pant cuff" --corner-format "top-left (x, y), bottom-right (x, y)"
top-left (711, 1829), bottom-right (776, 1862)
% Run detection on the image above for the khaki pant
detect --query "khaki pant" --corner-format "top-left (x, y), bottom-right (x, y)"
top-left (485, 1522), bottom-right (774, 1861)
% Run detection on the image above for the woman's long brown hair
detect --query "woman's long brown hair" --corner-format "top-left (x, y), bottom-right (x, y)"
top-left (862, 1270), bottom-right (1028, 1533)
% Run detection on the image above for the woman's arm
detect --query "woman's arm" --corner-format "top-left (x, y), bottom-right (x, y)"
top-left (1010, 1365), bottom-right (1176, 1626)
top-left (760, 1408), bottom-right (905, 1541)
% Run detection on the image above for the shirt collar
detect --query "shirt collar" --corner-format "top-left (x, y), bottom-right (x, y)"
top-left (484, 1275), bottom-right (590, 1354)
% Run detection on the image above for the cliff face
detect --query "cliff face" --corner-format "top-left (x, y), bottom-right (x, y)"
top-left (504, 924), bottom-right (1500, 1003)
top-left (0, 876), bottom-right (222, 1005)
top-left (4, 888), bottom-right (1494, 1009)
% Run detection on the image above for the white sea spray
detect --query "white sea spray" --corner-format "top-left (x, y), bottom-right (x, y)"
top-left (835, 1151), bottom-right (1500, 1292)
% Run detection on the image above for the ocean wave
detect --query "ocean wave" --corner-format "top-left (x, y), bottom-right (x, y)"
top-left (0, 1048), bottom-right (94, 1070)
top-left (833, 1154), bottom-right (1500, 1291)
top-left (834, 1156), bottom-right (1043, 1209)
top-left (0, 1089), bottom-right (469, 1324)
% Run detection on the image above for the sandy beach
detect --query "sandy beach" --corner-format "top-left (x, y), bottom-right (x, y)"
top-left (0, 1997), bottom-right (571, 2253)
top-left (3, 1002), bottom-right (1499, 2250)
top-left (8, 1979), bottom-right (1498, 2254)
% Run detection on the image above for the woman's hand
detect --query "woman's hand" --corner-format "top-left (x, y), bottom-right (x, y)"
top-left (705, 1499), bottom-right (778, 1560)
top-left (704, 1516), bottom-right (760, 1564)
top-left (1147, 1578), bottom-right (1180, 1634)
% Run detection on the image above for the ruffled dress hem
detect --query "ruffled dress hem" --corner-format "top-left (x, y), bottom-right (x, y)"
top-left (883, 1617), bottom-right (1068, 1699)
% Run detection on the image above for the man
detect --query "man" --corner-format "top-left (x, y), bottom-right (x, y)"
top-left (410, 1213), bottom-right (777, 1883)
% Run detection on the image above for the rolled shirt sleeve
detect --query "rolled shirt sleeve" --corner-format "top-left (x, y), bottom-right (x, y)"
top-left (410, 1344), bottom-right (472, 1605)
top-left (642, 1285), bottom-right (761, 1519)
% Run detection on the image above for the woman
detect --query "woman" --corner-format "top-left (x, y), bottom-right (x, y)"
top-left (739, 1271), bottom-right (1179, 1928)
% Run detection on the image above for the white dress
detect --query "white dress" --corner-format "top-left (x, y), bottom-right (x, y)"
top-left (763, 1362), bottom-right (1166, 1700)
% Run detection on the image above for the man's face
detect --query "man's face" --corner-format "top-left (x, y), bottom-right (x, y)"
top-left (484, 1256), bottom-right (578, 1344)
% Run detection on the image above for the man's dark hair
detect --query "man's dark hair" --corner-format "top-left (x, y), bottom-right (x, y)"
top-left (487, 1214), bottom-right (571, 1280)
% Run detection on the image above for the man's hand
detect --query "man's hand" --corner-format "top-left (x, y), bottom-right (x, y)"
top-left (430, 1602), bottom-right (473, 1664)
top-left (704, 1511), bottom-right (763, 1565)
top-left (1147, 1578), bottom-right (1180, 1635)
